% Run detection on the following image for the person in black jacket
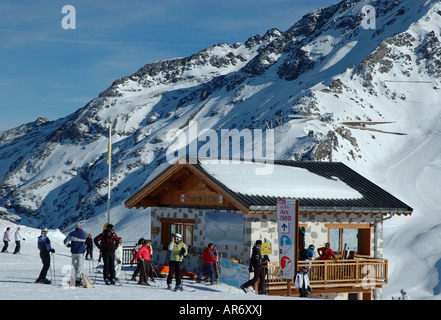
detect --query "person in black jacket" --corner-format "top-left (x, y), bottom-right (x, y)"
top-left (35, 228), bottom-right (55, 284)
top-left (85, 234), bottom-right (93, 260)
top-left (240, 240), bottom-right (267, 295)
top-left (94, 224), bottom-right (119, 285)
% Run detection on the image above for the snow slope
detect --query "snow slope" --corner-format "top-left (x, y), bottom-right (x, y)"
top-left (380, 134), bottom-right (441, 300)
top-left (0, 218), bottom-right (298, 301)
top-left (1, 0), bottom-right (441, 301)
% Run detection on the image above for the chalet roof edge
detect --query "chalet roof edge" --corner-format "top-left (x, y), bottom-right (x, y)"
top-left (124, 156), bottom-right (413, 216)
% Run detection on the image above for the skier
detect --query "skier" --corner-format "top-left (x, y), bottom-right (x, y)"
top-left (114, 237), bottom-right (123, 282)
top-left (85, 234), bottom-right (93, 260)
top-left (196, 243), bottom-right (217, 284)
top-left (166, 233), bottom-right (188, 291)
top-left (2, 227), bottom-right (11, 252)
top-left (13, 227), bottom-right (23, 254)
top-left (240, 240), bottom-right (267, 295)
top-left (137, 239), bottom-right (152, 286)
top-left (64, 222), bottom-right (88, 287)
top-left (400, 289), bottom-right (410, 300)
top-left (212, 244), bottom-right (220, 283)
top-left (94, 224), bottom-right (120, 285)
top-left (130, 238), bottom-right (144, 281)
top-left (35, 228), bottom-right (55, 284)
top-left (294, 266), bottom-right (311, 298)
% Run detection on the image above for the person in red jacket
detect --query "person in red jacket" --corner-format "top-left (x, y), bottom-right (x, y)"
top-left (137, 239), bottom-right (152, 285)
top-left (196, 243), bottom-right (217, 285)
top-left (318, 243), bottom-right (337, 260)
top-left (130, 238), bottom-right (145, 281)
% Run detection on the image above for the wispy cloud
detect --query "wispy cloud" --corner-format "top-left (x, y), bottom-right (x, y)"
top-left (0, 0), bottom-right (339, 132)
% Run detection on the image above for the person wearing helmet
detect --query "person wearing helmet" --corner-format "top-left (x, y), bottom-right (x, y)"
top-left (166, 233), bottom-right (188, 291)
top-left (35, 228), bottom-right (55, 284)
top-left (305, 244), bottom-right (315, 260)
top-left (94, 224), bottom-right (120, 285)
top-left (240, 240), bottom-right (267, 295)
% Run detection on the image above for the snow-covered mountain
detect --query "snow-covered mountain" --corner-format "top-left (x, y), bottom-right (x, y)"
top-left (1, 0), bottom-right (441, 299)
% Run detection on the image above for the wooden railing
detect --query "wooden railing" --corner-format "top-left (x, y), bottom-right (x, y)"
top-left (122, 246), bottom-right (135, 265)
top-left (265, 258), bottom-right (388, 289)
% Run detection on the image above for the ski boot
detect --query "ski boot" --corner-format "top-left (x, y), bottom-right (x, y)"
top-left (174, 284), bottom-right (184, 292)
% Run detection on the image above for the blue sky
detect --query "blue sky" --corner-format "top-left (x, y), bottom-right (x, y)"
top-left (0, 0), bottom-right (339, 132)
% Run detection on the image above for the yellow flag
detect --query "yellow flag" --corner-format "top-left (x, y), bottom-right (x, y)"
top-left (107, 138), bottom-right (112, 165)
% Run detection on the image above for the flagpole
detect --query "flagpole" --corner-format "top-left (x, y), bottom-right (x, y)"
top-left (107, 122), bottom-right (112, 224)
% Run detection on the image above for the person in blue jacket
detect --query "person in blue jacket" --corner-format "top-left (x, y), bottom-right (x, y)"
top-left (36, 228), bottom-right (55, 284)
top-left (305, 244), bottom-right (315, 260)
top-left (64, 222), bottom-right (88, 286)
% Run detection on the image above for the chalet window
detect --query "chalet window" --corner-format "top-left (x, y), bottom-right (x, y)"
top-left (159, 218), bottom-right (196, 249)
top-left (326, 223), bottom-right (371, 257)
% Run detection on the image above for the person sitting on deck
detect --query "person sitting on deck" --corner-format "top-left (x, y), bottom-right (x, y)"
top-left (317, 243), bottom-right (337, 261)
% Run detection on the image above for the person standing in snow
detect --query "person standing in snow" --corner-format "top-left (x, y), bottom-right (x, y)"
top-left (294, 266), bottom-right (311, 297)
top-left (85, 234), bottom-right (93, 260)
top-left (130, 238), bottom-right (144, 281)
top-left (240, 240), bottom-right (267, 295)
top-left (13, 227), bottom-right (23, 254)
top-left (114, 237), bottom-right (123, 282)
top-left (36, 228), bottom-right (55, 284)
top-left (94, 224), bottom-right (119, 285)
top-left (2, 227), bottom-right (11, 252)
top-left (64, 222), bottom-right (88, 287)
top-left (196, 243), bottom-right (217, 284)
top-left (400, 289), bottom-right (410, 300)
top-left (137, 239), bottom-right (152, 285)
top-left (166, 233), bottom-right (188, 291)
top-left (212, 244), bottom-right (220, 283)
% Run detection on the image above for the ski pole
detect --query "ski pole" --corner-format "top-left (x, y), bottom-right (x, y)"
top-left (92, 257), bottom-right (96, 285)
top-left (51, 252), bottom-right (56, 285)
top-left (48, 261), bottom-right (53, 284)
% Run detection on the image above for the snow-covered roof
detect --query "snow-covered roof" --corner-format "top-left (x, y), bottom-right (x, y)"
top-left (199, 159), bottom-right (363, 200)
top-left (125, 157), bottom-right (413, 215)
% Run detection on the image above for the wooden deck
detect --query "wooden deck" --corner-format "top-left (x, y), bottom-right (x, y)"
top-left (123, 246), bottom-right (387, 298)
top-left (263, 259), bottom-right (388, 296)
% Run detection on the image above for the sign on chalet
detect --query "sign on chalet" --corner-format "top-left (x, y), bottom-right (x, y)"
top-left (125, 157), bottom-right (412, 300)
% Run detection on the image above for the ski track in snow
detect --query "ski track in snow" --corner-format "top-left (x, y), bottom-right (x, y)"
top-left (383, 134), bottom-right (441, 300)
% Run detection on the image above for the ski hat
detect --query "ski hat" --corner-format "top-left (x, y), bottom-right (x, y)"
top-left (175, 233), bottom-right (182, 240)
top-left (41, 228), bottom-right (48, 235)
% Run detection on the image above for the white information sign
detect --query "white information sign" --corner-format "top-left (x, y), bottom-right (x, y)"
top-left (277, 199), bottom-right (297, 279)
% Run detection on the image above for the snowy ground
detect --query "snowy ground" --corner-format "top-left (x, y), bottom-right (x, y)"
top-left (0, 219), bottom-right (300, 301)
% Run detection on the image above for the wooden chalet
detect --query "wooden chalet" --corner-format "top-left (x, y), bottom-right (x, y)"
top-left (124, 157), bottom-right (412, 300)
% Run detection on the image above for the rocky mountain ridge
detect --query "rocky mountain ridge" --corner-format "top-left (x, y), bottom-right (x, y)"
top-left (1, 0), bottom-right (441, 229)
